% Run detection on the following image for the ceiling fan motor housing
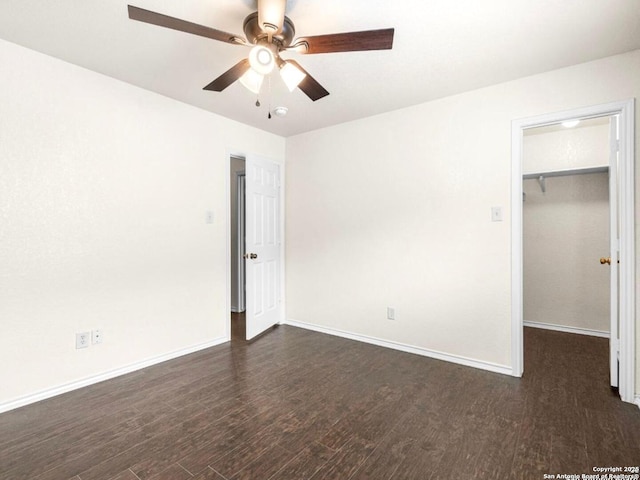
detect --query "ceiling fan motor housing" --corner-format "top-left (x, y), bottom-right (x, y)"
top-left (243, 12), bottom-right (295, 48)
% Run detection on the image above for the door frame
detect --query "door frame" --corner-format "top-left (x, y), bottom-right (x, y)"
top-left (510, 99), bottom-right (635, 403)
top-left (236, 171), bottom-right (246, 313)
top-left (608, 117), bottom-right (619, 388)
top-left (225, 150), bottom-right (286, 340)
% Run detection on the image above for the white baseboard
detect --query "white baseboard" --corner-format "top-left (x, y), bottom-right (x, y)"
top-left (0, 336), bottom-right (229, 414)
top-left (635, 395), bottom-right (640, 411)
top-left (523, 320), bottom-right (610, 338)
top-left (282, 318), bottom-right (511, 376)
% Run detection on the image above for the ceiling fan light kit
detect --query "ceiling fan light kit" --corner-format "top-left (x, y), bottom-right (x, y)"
top-left (127, 1), bottom-right (395, 106)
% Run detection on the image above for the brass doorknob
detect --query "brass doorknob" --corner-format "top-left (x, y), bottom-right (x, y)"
top-left (600, 257), bottom-right (611, 265)
top-left (244, 253), bottom-right (258, 260)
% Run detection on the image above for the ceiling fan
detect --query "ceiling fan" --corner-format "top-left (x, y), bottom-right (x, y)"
top-left (127, 0), bottom-right (394, 102)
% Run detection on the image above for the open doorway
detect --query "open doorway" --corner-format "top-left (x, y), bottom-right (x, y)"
top-left (523, 117), bottom-right (612, 339)
top-left (228, 153), bottom-right (284, 342)
top-left (230, 155), bottom-right (246, 341)
top-left (522, 116), bottom-right (614, 392)
top-left (511, 99), bottom-right (635, 404)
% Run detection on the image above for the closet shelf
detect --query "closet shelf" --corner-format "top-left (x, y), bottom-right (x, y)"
top-left (523, 165), bottom-right (608, 180)
top-left (523, 165), bottom-right (608, 193)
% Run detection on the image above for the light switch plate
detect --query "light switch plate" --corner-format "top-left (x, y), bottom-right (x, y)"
top-left (491, 206), bottom-right (503, 222)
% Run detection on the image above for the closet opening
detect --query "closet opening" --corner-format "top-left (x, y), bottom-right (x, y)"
top-left (512, 99), bottom-right (635, 404)
top-left (522, 115), bottom-right (617, 393)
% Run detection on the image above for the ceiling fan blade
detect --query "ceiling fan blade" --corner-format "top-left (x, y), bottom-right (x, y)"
top-left (293, 28), bottom-right (394, 54)
top-left (286, 60), bottom-right (329, 101)
top-left (203, 59), bottom-right (251, 92)
top-left (257, 0), bottom-right (286, 33)
top-left (128, 5), bottom-right (246, 45)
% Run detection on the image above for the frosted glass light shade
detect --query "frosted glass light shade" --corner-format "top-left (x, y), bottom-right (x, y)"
top-left (249, 45), bottom-right (275, 75)
top-left (280, 62), bottom-right (306, 91)
top-left (239, 69), bottom-right (264, 94)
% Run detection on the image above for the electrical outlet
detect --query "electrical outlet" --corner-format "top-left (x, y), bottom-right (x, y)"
top-left (76, 332), bottom-right (90, 349)
top-left (387, 307), bottom-right (396, 320)
top-left (92, 329), bottom-right (103, 345)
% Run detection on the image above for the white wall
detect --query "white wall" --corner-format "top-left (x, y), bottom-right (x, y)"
top-left (285, 49), bottom-right (640, 392)
top-left (0, 39), bottom-right (285, 409)
top-left (523, 173), bottom-right (610, 333)
top-left (2, 38), bottom-right (639, 409)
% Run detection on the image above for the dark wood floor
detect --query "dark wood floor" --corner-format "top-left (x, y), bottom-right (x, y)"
top-left (1, 321), bottom-right (639, 480)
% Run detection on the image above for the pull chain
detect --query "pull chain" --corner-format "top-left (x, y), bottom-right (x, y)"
top-left (267, 74), bottom-right (272, 119)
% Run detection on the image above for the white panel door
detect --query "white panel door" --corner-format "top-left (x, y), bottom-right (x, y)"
top-left (608, 116), bottom-right (619, 388)
top-left (245, 155), bottom-right (281, 340)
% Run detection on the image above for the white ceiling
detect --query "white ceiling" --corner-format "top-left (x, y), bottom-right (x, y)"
top-left (1, 0), bottom-right (639, 137)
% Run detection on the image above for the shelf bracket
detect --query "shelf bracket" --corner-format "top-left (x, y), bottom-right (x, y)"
top-left (537, 175), bottom-right (546, 193)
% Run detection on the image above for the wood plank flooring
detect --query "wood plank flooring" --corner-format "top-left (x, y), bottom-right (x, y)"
top-left (1, 320), bottom-right (639, 479)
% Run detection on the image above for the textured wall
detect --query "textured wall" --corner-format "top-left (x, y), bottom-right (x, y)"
top-left (0, 39), bottom-right (284, 408)
top-left (523, 173), bottom-right (610, 332)
top-left (2, 38), bottom-right (639, 407)
top-left (523, 121), bottom-right (610, 173)
top-left (286, 49), bottom-right (640, 392)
